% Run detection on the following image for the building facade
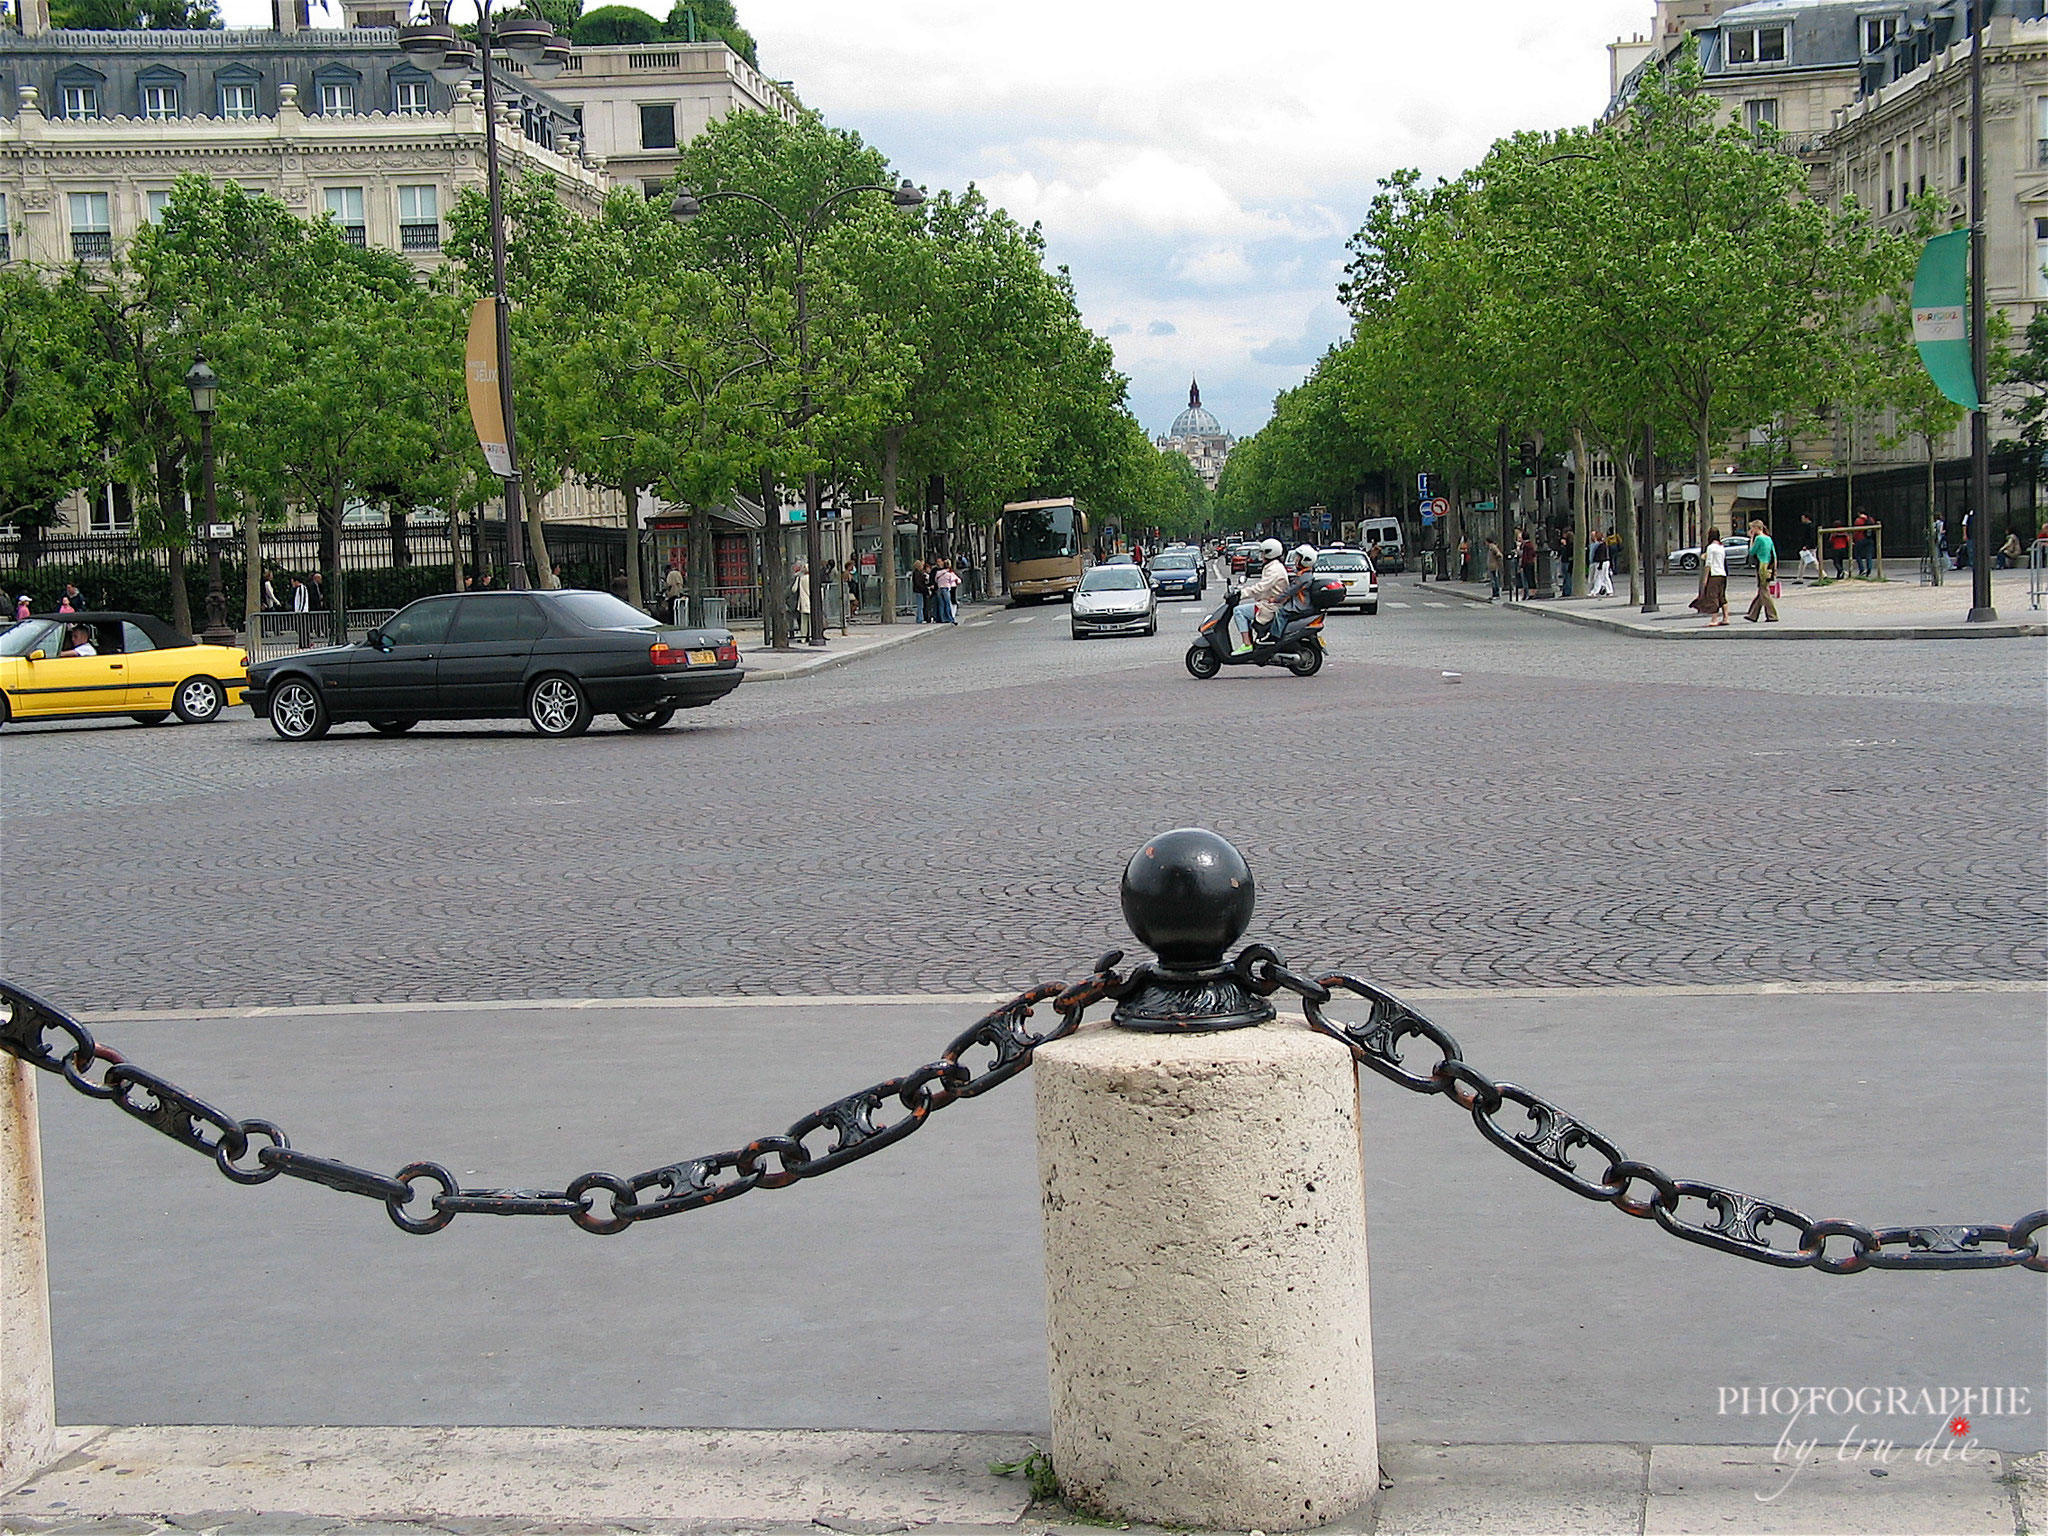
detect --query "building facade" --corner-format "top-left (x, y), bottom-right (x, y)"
top-left (1154, 380), bottom-right (1233, 490)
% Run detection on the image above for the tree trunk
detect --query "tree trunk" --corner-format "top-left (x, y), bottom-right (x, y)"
top-left (758, 465), bottom-right (788, 649)
top-left (527, 503), bottom-right (555, 589)
top-left (1572, 425), bottom-right (1590, 597)
top-left (390, 507), bottom-right (412, 568)
top-left (450, 508), bottom-right (467, 593)
top-left (157, 450), bottom-right (194, 637)
top-left (1615, 446), bottom-right (1640, 605)
top-left (1695, 408), bottom-right (1714, 549)
top-left (322, 488), bottom-right (346, 641)
top-left (690, 500), bottom-right (713, 621)
top-left (166, 544), bottom-right (192, 637)
top-left (879, 425), bottom-right (902, 625)
top-left (622, 478), bottom-right (646, 612)
top-left (243, 509), bottom-right (261, 643)
top-left (1925, 438), bottom-right (1941, 586)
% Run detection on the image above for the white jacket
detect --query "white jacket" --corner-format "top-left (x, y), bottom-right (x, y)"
top-left (1242, 559), bottom-right (1289, 607)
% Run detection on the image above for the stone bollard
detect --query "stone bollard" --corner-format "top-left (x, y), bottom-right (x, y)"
top-left (1, 1054), bottom-right (54, 1486)
top-left (1035, 829), bottom-right (1378, 1531)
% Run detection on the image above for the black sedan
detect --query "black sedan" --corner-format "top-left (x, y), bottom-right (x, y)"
top-left (242, 589), bottom-right (745, 741)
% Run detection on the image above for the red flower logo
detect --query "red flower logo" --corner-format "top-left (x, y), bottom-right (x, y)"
top-left (1949, 1417), bottom-right (1971, 1437)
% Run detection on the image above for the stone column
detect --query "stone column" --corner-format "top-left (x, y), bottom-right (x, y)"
top-left (1, 1058), bottom-right (55, 1487)
top-left (1033, 829), bottom-right (1378, 1531)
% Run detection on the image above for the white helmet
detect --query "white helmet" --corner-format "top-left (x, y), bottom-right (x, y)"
top-left (1258, 538), bottom-right (1284, 561)
top-left (1293, 545), bottom-right (1318, 568)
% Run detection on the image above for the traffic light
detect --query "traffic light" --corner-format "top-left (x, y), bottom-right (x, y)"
top-left (1517, 441), bottom-right (1538, 477)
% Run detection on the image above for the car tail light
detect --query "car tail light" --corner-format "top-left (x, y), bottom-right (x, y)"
top-left (649, 642), bottom-right (686, 668)
top-left (715, 641), bottom-right (739, 664)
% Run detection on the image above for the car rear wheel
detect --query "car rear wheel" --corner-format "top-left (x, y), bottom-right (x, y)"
top-left (1185, 643), bottom-right (1220, 679)
top-left (1364, 603), bottom-right (1379, 615)
top-left (528, 674), bottom-right (592, 737)
top-left (369, 718), bottom-right (417, 735)
top-left (173, 676), bottom-right (225, 724)
top-left (618, 707), bottom-right (675, 731)
top-left (269, 679), bottom-right (329, 741)
top-left (130, 712), bottom-right (169, 725)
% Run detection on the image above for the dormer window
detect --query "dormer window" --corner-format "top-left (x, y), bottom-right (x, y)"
top-left (1864, 14), bottom-right (1900, 53)
top-left (1726, 24), bottom-right (1787, 64)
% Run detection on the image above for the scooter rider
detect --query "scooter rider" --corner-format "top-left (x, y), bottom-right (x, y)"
top-left (1232, 538), bottom-right (1288, 654)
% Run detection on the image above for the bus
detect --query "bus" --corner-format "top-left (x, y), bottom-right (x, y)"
top-left (1001, 498), bottom-right (1089, 603)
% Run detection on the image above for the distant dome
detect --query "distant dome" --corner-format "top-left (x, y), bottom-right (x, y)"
top-left (1169, 379), bottom-right (1224, 439)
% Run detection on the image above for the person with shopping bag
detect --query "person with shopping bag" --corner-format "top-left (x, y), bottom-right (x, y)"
top-left (1744, 519), bottom-right (1780, 623)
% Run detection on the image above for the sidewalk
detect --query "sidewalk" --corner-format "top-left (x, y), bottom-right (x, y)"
top-left (727, 613), bottom-right (955, 680)
top-left (1424, 565), bottom-right (2046, 639)
top-left (4, 1425), bottom-right (2041, 1534)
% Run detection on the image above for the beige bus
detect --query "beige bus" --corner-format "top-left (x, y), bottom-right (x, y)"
top-left (1001, 498), bottom-right (1090, 603)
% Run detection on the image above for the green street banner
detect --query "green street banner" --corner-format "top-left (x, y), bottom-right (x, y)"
top-left (1911, 229), bottom-right (1979, 409)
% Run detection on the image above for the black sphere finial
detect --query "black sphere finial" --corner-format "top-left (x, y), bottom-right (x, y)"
top-left (1120, 827), bottom-right (1255, 969)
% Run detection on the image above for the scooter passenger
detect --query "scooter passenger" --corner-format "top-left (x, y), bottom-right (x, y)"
top-left (1232, 538), bottom-right (1288, 654)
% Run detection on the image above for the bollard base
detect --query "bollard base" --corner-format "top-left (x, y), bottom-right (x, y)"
top-left (1035, 1020), bottom-right (1378, 1532)
top-left (1, 1060), bottom-right (55, 1488)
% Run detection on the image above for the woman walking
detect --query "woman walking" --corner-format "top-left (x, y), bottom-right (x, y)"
top-left (1690, 528), bottom-right (1729, 625)
top-left (1516, 530), bottom-right (1537, 600)
top-left (1588, 530), bottom-right (1615, 596)
top-left (1743, 519), bottom-right (1779, 622)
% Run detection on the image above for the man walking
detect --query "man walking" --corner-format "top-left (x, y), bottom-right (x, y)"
top-left (1588, 529), bottom-right (1615, 596)
top-left (1744, 518), bottom-right (1779, 623)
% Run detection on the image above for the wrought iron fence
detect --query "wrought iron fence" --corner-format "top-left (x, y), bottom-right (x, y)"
top-left (251, 608), bottom-right (397, 659)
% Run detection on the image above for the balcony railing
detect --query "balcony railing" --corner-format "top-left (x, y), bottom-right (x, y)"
top-left (70, 231), bottom-right (112, 261)
top-left (0, 232), bottom-right (10, 262)
top-left (400, 222), bottom-right (441, 252)
top-left (341, 225), bottom-right (367, 248)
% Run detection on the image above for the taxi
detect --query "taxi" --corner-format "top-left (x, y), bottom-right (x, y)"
top-left (0, 611), bottom-right (248, 728)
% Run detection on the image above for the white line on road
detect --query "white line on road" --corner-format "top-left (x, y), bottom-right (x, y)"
top-left (968, 620), bottom-right (993, 628)
top-left (1386, 601), bottom-right (1411, 608)
top-left (1424, 601), bottom-right (1448, 608)
top-left (1009, 615), bottom-right (1034, 624)
top-left (77, 977), bottom-right (2045, 1025)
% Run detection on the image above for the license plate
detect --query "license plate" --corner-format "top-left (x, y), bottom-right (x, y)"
top-left (687, 649), bottom-right (717, 665)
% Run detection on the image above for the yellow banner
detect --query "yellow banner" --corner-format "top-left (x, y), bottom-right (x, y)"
top-left (465, 297), bottom-right (512, 477)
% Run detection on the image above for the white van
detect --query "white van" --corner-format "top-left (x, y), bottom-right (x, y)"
top-left (1359, 517), bottom-right (1405, 573)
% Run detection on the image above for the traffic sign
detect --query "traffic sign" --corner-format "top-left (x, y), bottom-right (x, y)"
top-left (1428, 497), bottom-right (1450, 520)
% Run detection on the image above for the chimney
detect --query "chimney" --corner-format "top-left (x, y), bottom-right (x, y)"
top-left (19, 0), bottom-right (51, 36)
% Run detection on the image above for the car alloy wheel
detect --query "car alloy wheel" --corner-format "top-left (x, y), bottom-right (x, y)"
top-left (269, 679), bottom-right (329, 740)
top-left (173, 676), bottom-right (224, 723)
top-left (618, 707), bottom-right (675, 731)
top-left (528, 674), bottom-right (592, 737)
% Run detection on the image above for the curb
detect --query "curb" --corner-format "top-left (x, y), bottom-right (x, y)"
top-left (1427, 581), bottom-right (2048, 639)
top-left (741, 620), bottom-right (945, 681)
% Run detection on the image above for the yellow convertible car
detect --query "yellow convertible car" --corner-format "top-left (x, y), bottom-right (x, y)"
top-left (0, 611), bottom-right (247, 728)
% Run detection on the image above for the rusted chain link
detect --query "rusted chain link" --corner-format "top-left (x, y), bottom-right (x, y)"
top-left (1286, 971), bottom-right (2046, 1275)
top-left (0, 958), bottom-right (1125, 1236)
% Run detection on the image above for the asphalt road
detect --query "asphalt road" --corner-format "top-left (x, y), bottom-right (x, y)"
top-left (1, 582), bottom-right (2043, 1010)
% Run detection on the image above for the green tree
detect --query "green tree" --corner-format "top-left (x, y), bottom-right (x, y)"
top-left (661, 0), bottom-right (756, 65)
top-left (48, 0), bottom-right (220, 27)
top-left (571, 4), bottom-right (656, 44)
top-left (0, 268), bottom-right (99, 569)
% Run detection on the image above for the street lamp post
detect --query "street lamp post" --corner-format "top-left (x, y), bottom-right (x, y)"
top-left (184, 354), bottom-right (235, 647)
top-left (670, 178), bottom-right (925, 647)
top-left (1966, 0), bottom-right (1997, 621)
top-left (400, 1), bottom-right (570, 594)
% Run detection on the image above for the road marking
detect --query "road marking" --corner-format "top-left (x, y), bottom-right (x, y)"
top-left (1424, 601), bottom-right (1448, 608)
top-left (75, 977), bottom-right (2045, 1025)
top-left (1010, 615), bottom-right (1034, 624)
top-left (968, 620), bottom-right (993, 628)
top-left (1386, 601), bottom-right (1411, 608)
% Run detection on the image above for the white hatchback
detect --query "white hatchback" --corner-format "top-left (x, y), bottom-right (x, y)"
top-left (1311, 548), bottom-right (1378, 613)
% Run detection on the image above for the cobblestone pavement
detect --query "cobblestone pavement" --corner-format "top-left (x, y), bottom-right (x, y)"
top-left (1, 587), bottom-right (2042, 1012)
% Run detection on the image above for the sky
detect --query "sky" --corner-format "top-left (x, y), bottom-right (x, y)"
top-left (246, 0), bottom-right (1648, 441)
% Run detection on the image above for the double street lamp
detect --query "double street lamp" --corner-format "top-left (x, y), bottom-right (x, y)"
top-left (669, 178), bottom-right (925, 647)
top-left (398, 0), bottom-right (572, 593)
top-left (183, 353), bottom-right (236, 647)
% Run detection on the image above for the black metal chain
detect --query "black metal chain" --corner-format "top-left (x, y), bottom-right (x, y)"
top-left (1276, 971), bottom-right (2047, 1275)
top-left (0, 959), bottom-right (1126, 1236)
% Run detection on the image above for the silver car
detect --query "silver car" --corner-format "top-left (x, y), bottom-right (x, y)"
top-left (1070, 564), bottom-right (1158, 639)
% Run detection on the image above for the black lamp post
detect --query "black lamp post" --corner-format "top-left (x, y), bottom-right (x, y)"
top-left (399, 1), bottom-right (571, 594)
top-left (670, 178), bottom-right (925, 647)
top-left (184, 354), bottom-right (235, 647)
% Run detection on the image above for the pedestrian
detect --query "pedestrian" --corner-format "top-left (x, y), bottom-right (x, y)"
top-left (1516, 530), bottom-right (1537, 600)
top-left (1851, 511), bottom-right (1876, 577)
top-left (308, 572), bottom-right (325, 612)
top-left (1690, 527), bottom-right (1729, 625)
top-left (910, 559), bottom-right (931, 623)
top-left (1458, 537), bottom-right (1471, 582)
top-left (1798, 544), bottom-right (1820, 581)
top-left (791, 559), bottom-right (811, 634)
top-left (1826, 524), bottom-right (1850, 580)
top-left (1997, 530), bottom-right (2023, 569)
top-left (661, 562), bottom-right (686, 613)
top-left (261, 567), bottom-right (280, 612)
top-left (1743, 518), bottom-right (1779, 623)
top-left (1485, 537), bottom-right (1504, 600)
top-left (956, 548), bottom-right (975, 603)
top-left (1956, 511), bottom-right (1973, 570)
top-left (13, 593), bottom-right (29, 621)
top-left (1935, 515), bottom-right (1948, 562)
top-left (845, 558), bottom-right (862, 617)
top-left (290, 575), bottom-right (311, 648)
top-left (935, 556), bottom-right (962, 623)
top-left (1588, 530), bottom-right (1615, 596)
top-left (1556, 526), bottom-right (1574, 597)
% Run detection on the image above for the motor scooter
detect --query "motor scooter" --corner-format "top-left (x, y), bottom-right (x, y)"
top-left (1185, 576), bottom-right (1345, 678)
